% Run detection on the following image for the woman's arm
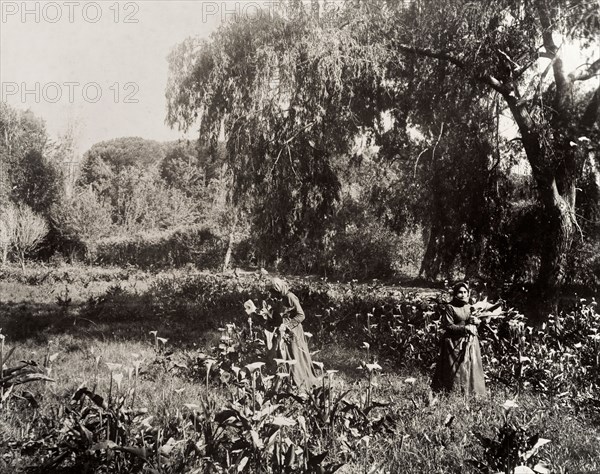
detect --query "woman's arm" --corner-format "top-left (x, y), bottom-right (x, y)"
top-left (440, 305), bottom-right (467, 336)
top-left (282, 292), bottom-right (305, 329)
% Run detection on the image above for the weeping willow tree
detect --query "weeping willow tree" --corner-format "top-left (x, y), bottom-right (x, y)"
top-left (166, 3), bottom-right (388, 264)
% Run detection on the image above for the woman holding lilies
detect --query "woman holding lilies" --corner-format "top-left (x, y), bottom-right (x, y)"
top-left (267, 277), bottom-right (319, 394)
top-left (432, 281), bottom-right (487, 395)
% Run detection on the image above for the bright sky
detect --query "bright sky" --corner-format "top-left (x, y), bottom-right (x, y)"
top-left (0, 0), bottom-right (262, 157)
top-left (1, 1), bottom-right (597, 160)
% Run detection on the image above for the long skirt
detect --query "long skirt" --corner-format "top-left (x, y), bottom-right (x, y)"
top-left (267, 324), bottom-right (318, 394)
top-left (432, 335), bottom-right (486, 396)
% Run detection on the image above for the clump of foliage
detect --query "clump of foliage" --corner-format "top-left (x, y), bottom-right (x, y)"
top-left (0, 202), bottom-right (49, 270)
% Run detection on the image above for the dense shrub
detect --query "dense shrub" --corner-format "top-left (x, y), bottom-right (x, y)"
top-left (142, 272), bottom-right (412, 339)
top-left (92, 225), bottom-right (226, 269)
top-left (49, 187), bottom-right (114, 260)
top-left (0, 202), bottom-right (48, 269)
top-left (0, 263), bottom-right (146, 285)
top-left (566, 238), bottom-right (600, 288)
top-left (325, 221), bottom-right (408, 280)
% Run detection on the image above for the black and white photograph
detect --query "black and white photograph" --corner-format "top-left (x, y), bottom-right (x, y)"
top-left (1, 0), bottom-right (599, 472)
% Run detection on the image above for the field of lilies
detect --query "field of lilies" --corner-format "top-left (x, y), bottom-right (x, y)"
top-left (0, 265), bottom-right (599, 473)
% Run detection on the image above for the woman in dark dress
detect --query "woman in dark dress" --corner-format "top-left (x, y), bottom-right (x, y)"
top-left (432, 282), bottom-right (486, 395)
top-left (268, 278), bottom-right (319, 394)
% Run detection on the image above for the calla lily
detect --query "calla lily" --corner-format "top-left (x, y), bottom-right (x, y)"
top-left (365, 362), bottom-right (382, 372)
top-left (244, 300), bottom-right (257, 315)
top-left (274, 358), bottom-right (297, 366)
top-left (245, 362), bottom-right (265, 373)
top-left (106, 363), bottom-right (122, 372)
top-left (264, 330), bottom-right (274, 350)
top-left (513, 467), bottom-right (536, 474)
top-left (112, 373), bottom-right (123, 390)
top-left (502, 399), bottom-right (519, 410)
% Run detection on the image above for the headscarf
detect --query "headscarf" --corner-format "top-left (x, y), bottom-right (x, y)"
top-left (451, 281), bottom-right (469, 306)
top-left (270, 277), bottom-right (289, 297)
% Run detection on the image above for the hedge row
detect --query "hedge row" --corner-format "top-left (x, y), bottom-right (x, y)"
top-left (92, 226), bottom-right (226, 270)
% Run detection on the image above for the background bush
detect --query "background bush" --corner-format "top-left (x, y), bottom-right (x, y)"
top-left (92, 225), bottom-right (226, 269)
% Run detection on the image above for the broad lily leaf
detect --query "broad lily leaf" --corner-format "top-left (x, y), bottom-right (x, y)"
top-left (271, 416), bottom-right (296, 426)
top-left (524, 438), bottom-right (551, 460)
top-left (533, 463), bottom-right (551, 474)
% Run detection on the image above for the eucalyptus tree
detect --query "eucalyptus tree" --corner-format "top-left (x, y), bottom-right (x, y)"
top-left (368, 0), bottom-right (600, 291)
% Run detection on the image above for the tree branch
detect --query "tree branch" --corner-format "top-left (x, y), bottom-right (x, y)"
top-left (581, 85), bottom-right (600, 129)
top-left (535, 0), bottom-right (569, 101)
top-left (395, 44), bottom-right (465, 68)
top-left (569, 59), bottom-right (600, 82)
top-left (394, 44), bottom-right (510, 94)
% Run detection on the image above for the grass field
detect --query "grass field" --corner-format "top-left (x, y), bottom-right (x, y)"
top-left (1, 264), bottom-right (599, 473)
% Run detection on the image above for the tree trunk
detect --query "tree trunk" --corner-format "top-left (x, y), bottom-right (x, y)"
top-left (536, 179), bottom-right (575, 293)
top-left (419, 221), bottom-right (443, 281)
top-left (585, 156), bottom-right (600, 224)
top-left (503, 91), bottom-right (578, 293)
top-left (222, 212), bottom-right (237, 272)
top-left (222, 231), bottom-right (234, 272)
